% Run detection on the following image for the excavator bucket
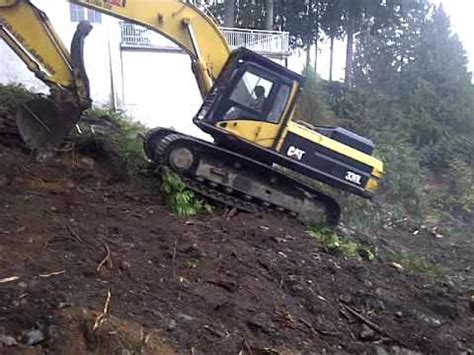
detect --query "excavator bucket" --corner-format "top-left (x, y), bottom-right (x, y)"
top-left (16, 97), bottom-right (80, 153)
top-left (15, 20), bottom-right (92, 154)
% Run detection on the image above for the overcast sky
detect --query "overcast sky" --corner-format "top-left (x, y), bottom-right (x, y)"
top-left (289, 0), bottom-right (474, 81)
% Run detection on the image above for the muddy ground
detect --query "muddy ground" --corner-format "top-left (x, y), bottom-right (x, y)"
top-left (0, 110), bottom-right (472, 354)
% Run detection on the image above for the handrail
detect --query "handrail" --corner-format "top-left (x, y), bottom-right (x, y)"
top-left (121, 23), bottom-right (290, 55)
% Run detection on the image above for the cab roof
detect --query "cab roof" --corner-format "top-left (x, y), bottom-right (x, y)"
top-left (229, 47), bottom-right (305, 86)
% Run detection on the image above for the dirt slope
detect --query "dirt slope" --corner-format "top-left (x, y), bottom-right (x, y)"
top-left (0, 111), bottom-right (472, 354)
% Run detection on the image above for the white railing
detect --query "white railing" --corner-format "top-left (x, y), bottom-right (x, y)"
top-left (220, 27), bottom-right (289, 55)
top-left (120, 23), bottom-right (289, 56)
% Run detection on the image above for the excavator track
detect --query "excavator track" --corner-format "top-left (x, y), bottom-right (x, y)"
top-left (144, 128), bottom-right (341, 226)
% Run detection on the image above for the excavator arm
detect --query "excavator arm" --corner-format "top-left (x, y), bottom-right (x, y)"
top-left (0, 0), bottom-right (230, 152)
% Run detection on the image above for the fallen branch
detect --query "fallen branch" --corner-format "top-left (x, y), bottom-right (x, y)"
top-left (243, 339), bottom-right (253, 355)
top-left (39, 270), bottom-right (66, 278)
top-left (300, 318), bottom-right (339, 337)
top-left (66, 226), bottom-right (83, 243)
top-left (172, 236), bottom-right (179, 278)
top-left (0, 276), bottom-right (20, 284)
top-left (340, 303), bottom-right (383, 334)
top-left (203, 324), bottom-right (226, 338)
top-left (96, 239), bottom-right (113, 272)
top-left (93, 290), bottom-right (112, 331)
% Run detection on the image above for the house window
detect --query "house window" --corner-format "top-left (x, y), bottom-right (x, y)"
top-left (69, 4), bottom-right (102, 24)
top-left (87, 9), bottom-right (102, 23)
top-left (69, 4), bottom-right (85, 22)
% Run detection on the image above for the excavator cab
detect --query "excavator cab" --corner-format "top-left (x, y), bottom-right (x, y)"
top-left (194, 48), bottom-right (302, 150)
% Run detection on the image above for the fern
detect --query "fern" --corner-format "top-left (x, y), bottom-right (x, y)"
top-left (162, 170), bottom-right (212, 216)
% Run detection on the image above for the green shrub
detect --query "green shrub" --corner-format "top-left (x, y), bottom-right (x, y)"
top-left (307, 227), bottom-right (375, 261)
top-left (162, 170), bottom-right (212, 216)
top-left (440, 159), bottom-right (474, 217)
top-left (0, 84), bottom-right (34, 108)
top-left (81, 106), bottom-right (148, 176)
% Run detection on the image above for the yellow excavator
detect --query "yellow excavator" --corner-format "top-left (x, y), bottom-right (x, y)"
top-left (0, 0), bottom-right (384, 225)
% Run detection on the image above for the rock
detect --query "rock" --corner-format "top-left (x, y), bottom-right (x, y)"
top-left (24, 329), bottom-right (45, 346)
top-left (80, 157), bottom-right (95, 169)
top-left (418, 314), bottom-right (441, 326)
top-left (176, 313), bottom-right (193, 322)
top-left (167, 319), bottom-right (177, 331)
top-left (390, 346), bottom-right (422, 355)
top-left (359, 324), bottom-right (375, 340)
top-left (373, 346), bottom-right (390, 355)
top-left (0, 334), bottom-right (17, 346)
top-left (395, 311), bottom-right (403, 318)
top-left (57, 302), bottom-right (72, 309)
top-left (389, 262), bottom-right (404, 271)
top-left (339, 294), bottom-right (352, 304)
top-left (119, 261), bottom-right (131, 271)
top-left (289, 284), bottom-right (304, 295)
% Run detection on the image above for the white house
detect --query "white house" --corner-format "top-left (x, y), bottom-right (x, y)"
top-left (0, 0), bottom-right (290, 138)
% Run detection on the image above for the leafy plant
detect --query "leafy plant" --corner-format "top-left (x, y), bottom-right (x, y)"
top-left (161, 170), bottom-right (212, 216)
top-left (307, 227), bottom-right (375, 261)
top-left (0, 84), bottom-right (34, 109)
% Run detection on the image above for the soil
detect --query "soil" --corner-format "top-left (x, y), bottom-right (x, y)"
top-left (0, 109), bottom-right (472, 354)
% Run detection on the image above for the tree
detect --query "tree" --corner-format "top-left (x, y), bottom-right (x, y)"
top-left (265, 0), bottom-right (274, 30)
top-left (353, 0), bottom-right (430, 93)
top-left (400, 5), bottom-right (474, 146)
top-left (224, 0), bottom-right (236, 27)
top-left (340, 0), bottom-right (402, 86)
top-left (321, 0), bottom-right (343, 81)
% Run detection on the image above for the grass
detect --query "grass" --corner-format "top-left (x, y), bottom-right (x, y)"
top-left (307, 227), bottom-right (375, 261)
top-left (389, 252), bottom-right (446, 281)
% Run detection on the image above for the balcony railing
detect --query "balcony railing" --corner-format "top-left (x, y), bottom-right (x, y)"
top-left (220, 27), bottom-right (289, 56)
top-left (120, 23), bottom-right (289, 57)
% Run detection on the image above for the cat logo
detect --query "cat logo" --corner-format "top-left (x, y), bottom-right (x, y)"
top-left (287, 146), bottom-right (306, 161)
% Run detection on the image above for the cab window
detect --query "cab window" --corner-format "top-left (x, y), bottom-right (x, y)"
top-left (223, 69), bottom-right (290, 124)
top-left (229, 71), bottom-right (273, 113)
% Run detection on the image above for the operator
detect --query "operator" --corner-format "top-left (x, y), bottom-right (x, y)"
top-left (250, 85), bottom-right (266, 111)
